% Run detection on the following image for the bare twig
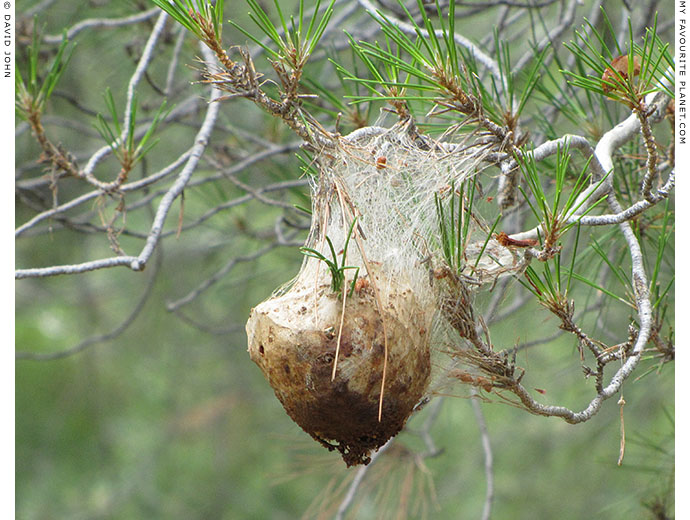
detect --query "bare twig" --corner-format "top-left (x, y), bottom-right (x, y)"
top-left (42, 7), bottom-right (161, 44)
top-left (334, 440), bottom-right (393, 520)
top-left (166, 241), bottom-right (288, 312)
top-left (165, 25), bottom-right (188, 96)
top-left (471, 392), bottom-right (494, 520)
top-left (356, 0), bottom-right (501, 79)
top-left (16, 43), bottom-right (222, 279)
top-left (512, 0), bottom-right (580, 74)
top-left (15, 151), bottom-right (192, 237)
top-left (578, 170), bottom-right (674, 226)
top-left (508, 89), bottom-right (672, 243)
top-left (132, 43), bottom-right (222, 272)
top-left (80, 11), bottom-right (169, 190)
top-left (16, 247), bottom-right (163, 360)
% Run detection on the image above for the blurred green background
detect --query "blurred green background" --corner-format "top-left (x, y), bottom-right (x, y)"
top-left (15, 1), bottom-right (674, 519)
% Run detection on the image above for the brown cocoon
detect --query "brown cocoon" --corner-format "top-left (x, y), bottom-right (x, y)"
top-left (246, 266), bottom-right (432, 466)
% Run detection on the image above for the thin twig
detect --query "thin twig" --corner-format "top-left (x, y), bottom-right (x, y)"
top-left (132, 43), bottom-right (222, 272)
top-left (166, 241), bottom-right (287, 312)
top-left (165, 25), bottom-right (188, 96)
top-left (471, 392), bottom-right (494, 520)
top-left (334, 440), bottom-right (393, 520)
top-left (42, 7), bottom-right (160, 44)
top-left (508, 88), bottom-right (672, 243)
top-left (15, 151), bottom-right (192, 237)
top-left (16, 246), bottom-right (162, 360)
top-left (81, 11), bottom-right (169, 189)
top-left (356, 0), bottom-right (501, 80)
top-left (512, 0), bottom-right (580, 74)
top-left (16, 44), bottom-right (221, 279)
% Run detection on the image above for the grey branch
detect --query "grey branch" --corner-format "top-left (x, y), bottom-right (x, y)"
top-left (42, 7), bottom-right (161, 44)
top-left (509, 88), bottom-right (673, 243)
top-left (16, 43), bottom-right (222, 279)
top-left (16, 248), bottom-right (162, 360)
top-left (15, 151), bottom-right (192, 238)
top-left (471, 394), bottom-right (494, 520)
top-left (132, 44), bottom-right (223, 272)
top-left (334, 440), bottom-right (392, 520)
top-left (80, 12), bottom-right (170, 188)
top-left (356, 0), bottom-right (501, 79)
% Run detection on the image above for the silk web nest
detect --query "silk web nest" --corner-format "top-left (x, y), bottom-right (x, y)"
top-left (246, 125), bottom-right (519, 466)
